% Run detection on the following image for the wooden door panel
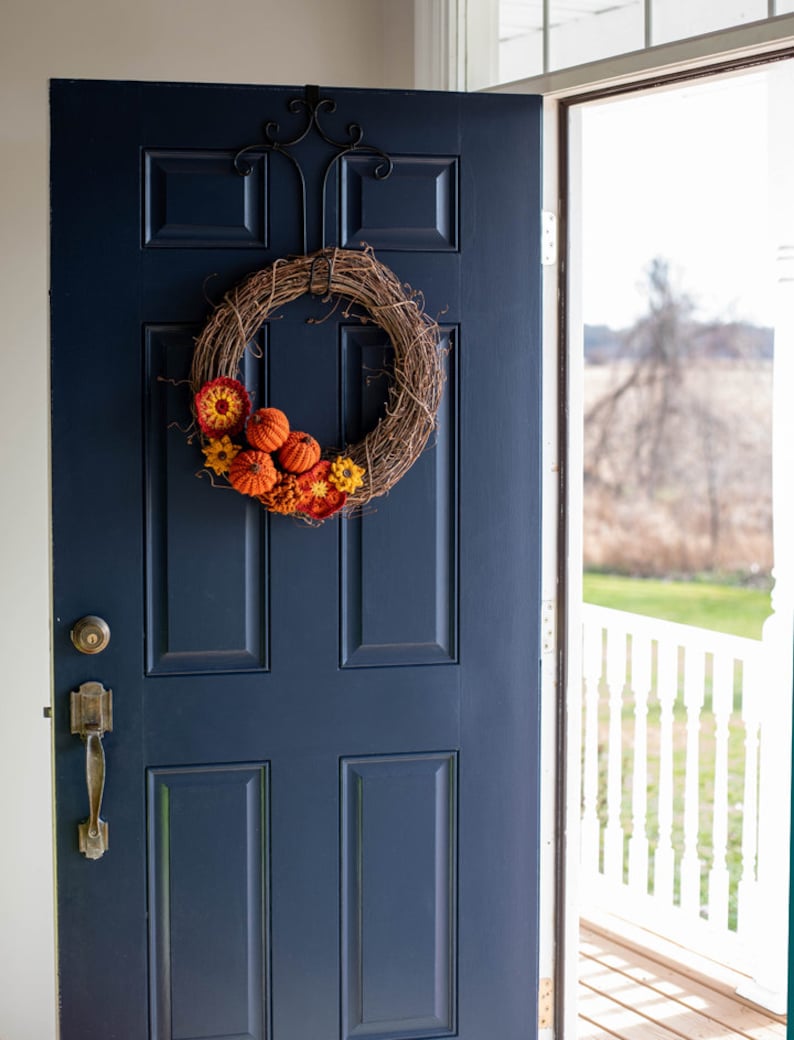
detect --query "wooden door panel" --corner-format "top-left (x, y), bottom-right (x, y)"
top-left (52, 80), bottom-right (542, 1040)
top-left (340, 154), bottom-right (459, 252)
top-left (341, 326), bottom-right (457, 667)
top-left (148, 764), bottom-right (271, 1040)
top-left (145, 325), bottom-right (270, 674)
top-left (341, 752), bottom-right (458, 1040)
top-left (143, 149), bottom-right (270, 250)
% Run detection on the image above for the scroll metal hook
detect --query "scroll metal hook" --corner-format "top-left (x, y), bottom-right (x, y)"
top-left (232, 85), bottom-right (394, 254)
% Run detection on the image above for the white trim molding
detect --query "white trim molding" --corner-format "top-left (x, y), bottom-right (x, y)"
top-left (488, 13), bottom-right (794, 98)
top-left (414, 0), bottom-right (462, 90)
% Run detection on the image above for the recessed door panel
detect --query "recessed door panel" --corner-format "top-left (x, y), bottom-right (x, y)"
top-left (340, 327), bottom-right (457, 667)
top-left (341, 753), bottom-right (457, 1040)
top-left (341, 155), bottom-right (458, 251)
top-left (143, 149), bottom-right (268, 248)
top-left (148, 764), bottom-right (270, 1040)
top-left (144, 325), bottom-right (269, 674)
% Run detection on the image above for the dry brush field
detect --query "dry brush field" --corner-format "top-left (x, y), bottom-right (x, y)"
top-left (583, 359), bottom-right (772, 577)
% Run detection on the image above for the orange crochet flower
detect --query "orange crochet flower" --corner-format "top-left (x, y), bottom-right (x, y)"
top-left (296, 460), bottom-right (347, 520)
top-left (259, 473), bottom-right (301, 515)
top-left (195, 377), bottom-right (251, 438)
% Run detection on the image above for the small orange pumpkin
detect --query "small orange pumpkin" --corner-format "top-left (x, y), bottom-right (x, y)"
top-left (247, 407), bottom-right (290, 452)
top-left (228, 449), bottom-right (277, 497)
top-left (278, 431), bottom-right (321, 474)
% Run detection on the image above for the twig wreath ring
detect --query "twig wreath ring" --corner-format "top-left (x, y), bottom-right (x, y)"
top-left (189, 246), bottom-right (445, 522)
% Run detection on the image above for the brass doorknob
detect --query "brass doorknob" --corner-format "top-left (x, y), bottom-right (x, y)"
top-left (70, 615), bottom-right (111, 655)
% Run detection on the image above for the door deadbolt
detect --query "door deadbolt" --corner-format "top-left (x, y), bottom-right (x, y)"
top-left (70, 615), bottom-right (111, 655)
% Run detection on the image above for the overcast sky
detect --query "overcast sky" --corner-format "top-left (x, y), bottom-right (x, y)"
top-left (580, 71), bottom-right (774, 330)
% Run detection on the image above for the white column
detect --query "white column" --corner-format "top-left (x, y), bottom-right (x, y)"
top-left (736, 60), bottom-right (794, 1015)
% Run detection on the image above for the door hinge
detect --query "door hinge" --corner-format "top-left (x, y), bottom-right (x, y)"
top-left (541, 210), bottom-right (557, 266)
top-left (538, 976), bottom-right (554, 1029)
top-left (541, 599), bottom-right (556, 655)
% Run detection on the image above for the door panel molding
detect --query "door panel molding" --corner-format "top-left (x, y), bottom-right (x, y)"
top-left (340, 752), bottom-right (458, 1040)
top-left (340, 327), bottom-right (458, 668)
top-left (143, 149), bottom-right (269, 250)
top-left (147, 764), bottom-right (271, 1040)
top-left (144, 324), bottom-right (270, 675)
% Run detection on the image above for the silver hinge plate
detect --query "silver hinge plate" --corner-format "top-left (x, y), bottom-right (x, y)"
top-left (541, 210), bottom-right (557, 266)
top-left (541, 600), bottom-right (556, 655)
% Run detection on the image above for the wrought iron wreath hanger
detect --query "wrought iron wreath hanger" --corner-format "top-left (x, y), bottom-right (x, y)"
top-left (233, 84), bottom-right (394, 256)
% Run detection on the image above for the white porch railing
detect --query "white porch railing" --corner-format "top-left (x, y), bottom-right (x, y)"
top-left (579, 603), bottom-right (791, 1013)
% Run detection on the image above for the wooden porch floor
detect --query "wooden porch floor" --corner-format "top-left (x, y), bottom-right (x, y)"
top-left (579, 919), bottom-right (787, 1039)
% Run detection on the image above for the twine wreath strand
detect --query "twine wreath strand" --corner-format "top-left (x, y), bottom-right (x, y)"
top-left (190, 247), bottom-right (445, 511)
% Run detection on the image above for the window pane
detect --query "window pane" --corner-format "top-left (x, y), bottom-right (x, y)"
top-left (578, 73), bottom-right (774, 577)
top-left (499, 1), bottom-right (543, 82)
top-left (652, 0), bottom-right (768, 45)
top-left (549, 0), bottom-right (643, 70)
top-left (775, 0), bottom-right (794, 12)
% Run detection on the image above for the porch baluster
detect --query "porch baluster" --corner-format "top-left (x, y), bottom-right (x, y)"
top-left (708, 652), bottom-right (733, 929)
top-left (604, 620), bottom-right (627, 883)
top-left (680, 646), bottom-right (705, 915)
top-left (736, 646), bottom-right (760, 947)
top-left (581, 618), bottom-right (603, 879)
top-left (627, 631), bottom-right (650, 895)
top-left (654, 638), bottom-right (676, 904)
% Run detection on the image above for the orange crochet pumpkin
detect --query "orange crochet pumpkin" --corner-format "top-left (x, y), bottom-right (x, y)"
top-left (228, 449), bottom-right (277, 497)
top-left (278, 431), bottom-right (321, 474)
top-left (247, 407), bottom-right (290, 452)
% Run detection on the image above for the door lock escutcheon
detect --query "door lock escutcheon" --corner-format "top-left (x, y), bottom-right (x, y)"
top-left (70, 681), bottom-right (112, 860)
top-left (70, 615), bottom-right (111, 655)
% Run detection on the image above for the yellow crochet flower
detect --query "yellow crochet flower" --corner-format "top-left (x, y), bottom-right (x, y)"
top-left (329, 455), bottom-right (365, 494)
top-left (201, 436), bottom-right (240, 476)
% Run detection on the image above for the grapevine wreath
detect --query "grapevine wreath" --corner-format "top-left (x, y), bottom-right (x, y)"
top-left (189, 246), bottom-right (445, 522)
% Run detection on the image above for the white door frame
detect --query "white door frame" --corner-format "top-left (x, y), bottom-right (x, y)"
top-left (417, 4), bottom-right (794, 1034)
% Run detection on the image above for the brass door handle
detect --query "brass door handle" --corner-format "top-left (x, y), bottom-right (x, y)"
top-left (70, 681), bottom-right (112, 859)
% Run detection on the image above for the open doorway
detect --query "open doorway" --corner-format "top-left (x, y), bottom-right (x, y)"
top-left (564, 61), bottom-right (794, 1034)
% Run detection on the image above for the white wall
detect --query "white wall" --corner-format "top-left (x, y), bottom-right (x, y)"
top-left (0, 4), bottom-right (413, 1036)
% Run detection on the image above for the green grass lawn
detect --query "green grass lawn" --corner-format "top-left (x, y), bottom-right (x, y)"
top-left (582, 572), bottom-right (771, 639)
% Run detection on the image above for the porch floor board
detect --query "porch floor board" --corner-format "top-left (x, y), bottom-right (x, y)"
top-left (579, 921), bottom-right (787, 1039)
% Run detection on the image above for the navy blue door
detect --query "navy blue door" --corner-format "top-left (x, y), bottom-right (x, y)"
top-left (51, 80), bottom-right (542, 1040)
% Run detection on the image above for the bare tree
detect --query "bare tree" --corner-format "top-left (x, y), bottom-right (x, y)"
top-left (584, 258), bottom-right (771, 576)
